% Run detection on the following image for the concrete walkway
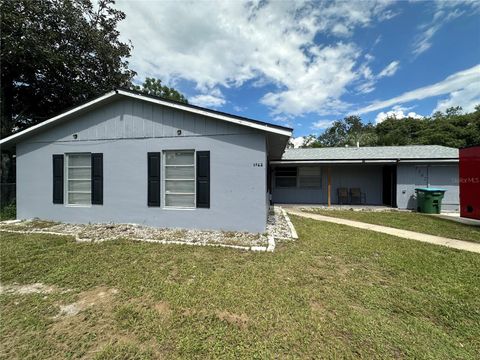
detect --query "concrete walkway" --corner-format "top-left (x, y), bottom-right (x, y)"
top-left (286, 209), bottom-right (480, 254)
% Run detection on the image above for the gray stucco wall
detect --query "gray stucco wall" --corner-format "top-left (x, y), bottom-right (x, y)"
top-left (396, 163), bottom-right (459, 211)
top-left (16, 98), bottom-right (269, 232)
top-left (272, 164), bottom-right (383, 205)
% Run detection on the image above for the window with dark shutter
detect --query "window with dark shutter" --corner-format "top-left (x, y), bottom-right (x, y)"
top-left (148, 152), bottom-right (161, 206)
top-left (196, 151), bottom-right (210, 208)
top-left (52, 154), bottom-right (64, 204)
top-left (91, 153), bottom-right (103, 205)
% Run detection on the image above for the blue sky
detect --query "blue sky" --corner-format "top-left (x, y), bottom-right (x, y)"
top-left (116, 0), bottom-right (480, 140)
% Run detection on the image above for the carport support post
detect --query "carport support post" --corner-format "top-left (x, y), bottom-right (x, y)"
top-left (327, 166), bottom-right (331, 207)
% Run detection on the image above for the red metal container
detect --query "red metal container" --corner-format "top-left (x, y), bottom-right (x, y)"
top-left (459, 146), bottom-right (480, 220)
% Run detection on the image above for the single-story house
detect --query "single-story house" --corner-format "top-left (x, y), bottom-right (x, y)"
top-left (271, 146), bottom-right (459, 211)
top-left (0, 89), bottom-right (460, 232)
top-left (0, 89), bottom-right (292, 233)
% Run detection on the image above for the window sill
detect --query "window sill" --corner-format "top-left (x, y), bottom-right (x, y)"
top-left (162, 206), bottom-right (196, 211)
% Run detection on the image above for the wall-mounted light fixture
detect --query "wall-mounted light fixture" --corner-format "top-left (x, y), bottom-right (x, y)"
top-left (73, 134), bottom-right (78, 139)
top-left (177, 129), bottom-right (182, 136)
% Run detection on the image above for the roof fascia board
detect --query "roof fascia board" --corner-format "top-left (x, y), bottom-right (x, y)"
top-left (117, 89), bottom-right (292, 137)
top-left (271, 158), bottom-right (458, 165)
top-left (399, 159), bottom-right (458, 163)
top-left (271, 160), bottom-right (365, 164)
top-left (0, 91), bottom-right (117, 146)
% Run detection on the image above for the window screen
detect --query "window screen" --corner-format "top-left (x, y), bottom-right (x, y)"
top-left (299, 167), bottom-right (321, 188)
top-left (275, 167), bottom-right (297, 188)
top-left (164, 150), bottom-right (195, 207)
top-left (66, 153), bottom-right (91, 205)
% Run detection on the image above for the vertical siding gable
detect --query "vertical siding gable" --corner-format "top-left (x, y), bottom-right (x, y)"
top-left (162, 107), bottom-right (175, 137)
top-left (124, 99), bottom-right (134, 138)
top-left (143, 102), bottom-right (154, 137)
top-left (25, 98), bottom-right (261, 143)
top-left (95, 107), bottom-right (106, 139)
top-left (132, 98), bottom-right (144, 138)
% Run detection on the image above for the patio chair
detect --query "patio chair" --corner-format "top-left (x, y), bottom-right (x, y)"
top-left (350, 188), bottom-right (366, 205)
top-left (337, 187), bottom-right (349, 204)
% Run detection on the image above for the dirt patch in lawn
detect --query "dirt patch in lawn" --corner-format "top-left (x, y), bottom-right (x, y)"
top-left (216, 310), bottom-right (249, 329)
top-left (54, 287), bottom-right (119, 318)
top-left (154, 301), bottom-right (171, 316)
top-left (0, 282), bottom-right (61, 295)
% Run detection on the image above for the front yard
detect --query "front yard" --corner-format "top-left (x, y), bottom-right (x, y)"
top-left (1, 216), bottom-right (479, 359)
top-left (304, 209), bottom-right (480, 243)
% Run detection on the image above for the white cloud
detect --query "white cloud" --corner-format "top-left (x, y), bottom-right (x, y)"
top-left (289, 135), bottom-right (318, 148)
top-left (412, 1), bottom-right (479, 56)
top-left (233, 105), bottom-right (246, 112)
top-left (375, 106), bottom-right (424, 124)
top-left (190, 94), bottom-right (226, 108)
top-left (355, 59), bottom-right (400, 94)
top-left (289, 137), bottom-right (306, 148)
top-left (116, 0), bottom-right (396, 116)
top-left (378, 61), bottom-right (400, 78)
top-left (355, 64), bottom-right (480, 114)
top-left (190, 88), bottom-right (226, 108)
top-left (311, 120), bottom-right (334, 130)
top-left (433, 81), bottom-right (480, 114)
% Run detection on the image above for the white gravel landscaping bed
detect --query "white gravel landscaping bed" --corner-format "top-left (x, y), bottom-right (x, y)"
top-left (267, 206), bottom-right (298, 240)
top-left (0, 207), bottom-right (297, 251)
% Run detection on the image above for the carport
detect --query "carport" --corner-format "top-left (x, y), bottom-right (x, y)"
top-left (270, 145), bottom-right (459, 211)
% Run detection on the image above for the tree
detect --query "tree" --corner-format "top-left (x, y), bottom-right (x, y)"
top-left (131, 78), bottom-right (188, 104)
top-left (301, 106), bottom-right (480, 148)
top-left (311, 115), bottom-right (377, 147)
top-left (1, 0), bottom-right (135, 138)
top-left (375, 116), bottom-right (427, 145)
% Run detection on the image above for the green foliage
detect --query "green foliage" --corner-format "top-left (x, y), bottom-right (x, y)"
top-left (376, 106), bottom-right (480, 148)
top-left (304, 106), bottom-right (480, 148)
top-left (131, 78), bottom-right (188, 104)
top-left (312, 115), bottom-right (377, 147)
top-left (0, 201), bottom-right (16, 220)
top-left (1, 0), bottom-right (135, 138)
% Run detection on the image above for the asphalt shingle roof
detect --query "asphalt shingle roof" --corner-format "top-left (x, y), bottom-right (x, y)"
top-left (282, 145), bottom-right (458, 160)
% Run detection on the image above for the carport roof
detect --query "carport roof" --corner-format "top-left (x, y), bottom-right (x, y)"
top-left (279, 145), bottom-right (458, 162)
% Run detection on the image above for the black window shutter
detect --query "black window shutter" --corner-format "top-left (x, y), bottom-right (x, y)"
top-left (148, 152), bottom-right (161, 206)
top-left (196, 151), bottom-right (210, 208)
top-left (91, 153), bottom-right (103, 205)
top-left (52, 154), bottom-right (64, 204)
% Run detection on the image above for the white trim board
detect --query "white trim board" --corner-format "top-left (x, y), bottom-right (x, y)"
top-left (270, 159), bottom-right (458, 165)
top-left (0, 90), bottom-right (292, 146)
top-left (0, 91), bottom-right (117, 146)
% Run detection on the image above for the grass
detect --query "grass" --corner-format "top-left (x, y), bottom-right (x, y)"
top-left (1, 217), bottom-right (479, 359)
top-left (304, 209), bottom-right (480, 243)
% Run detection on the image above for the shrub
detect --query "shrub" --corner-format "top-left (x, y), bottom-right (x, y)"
top-left (0, 201), bottom-right (16, 220)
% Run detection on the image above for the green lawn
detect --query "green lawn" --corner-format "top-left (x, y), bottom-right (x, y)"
top-left (1, 217), bottom-right (479, 359)
top-left (305, 209), bottom-right (480, 243)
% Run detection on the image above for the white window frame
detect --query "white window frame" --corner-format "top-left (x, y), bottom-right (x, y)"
top-left (163, 150), bottom-right (196, 209)
top-left (64, 153), bottom-right (92, 207)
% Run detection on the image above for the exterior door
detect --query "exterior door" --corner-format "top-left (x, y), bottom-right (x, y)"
top-left (382, 166), bottom-right (397, 207)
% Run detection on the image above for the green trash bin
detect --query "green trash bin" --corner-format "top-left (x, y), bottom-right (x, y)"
top-left (415, 188), bottom-right (446, 214)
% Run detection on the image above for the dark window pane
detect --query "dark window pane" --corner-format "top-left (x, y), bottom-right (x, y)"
top-left (276, 177), bottom-right (297, 188)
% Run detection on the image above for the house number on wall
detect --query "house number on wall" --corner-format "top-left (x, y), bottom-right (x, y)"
top-left (253, 162), bottom-right (264, 167)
